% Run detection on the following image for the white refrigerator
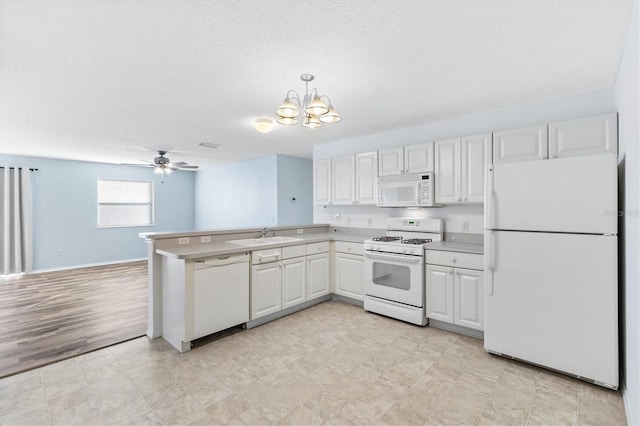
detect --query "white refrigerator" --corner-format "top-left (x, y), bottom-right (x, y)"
top-left (484, 153), bottom-right (618, 389)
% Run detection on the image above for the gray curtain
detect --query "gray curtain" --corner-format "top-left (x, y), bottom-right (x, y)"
top-left (0, 167), bottom-right (33, 275)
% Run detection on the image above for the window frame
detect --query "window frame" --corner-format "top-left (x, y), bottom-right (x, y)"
top-left (97, 178), bottom-right (154, 228)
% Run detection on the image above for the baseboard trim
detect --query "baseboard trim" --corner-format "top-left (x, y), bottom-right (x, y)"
top-left (29, 258), bottom-right (147, 274)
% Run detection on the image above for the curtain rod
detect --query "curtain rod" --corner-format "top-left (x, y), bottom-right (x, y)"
top-left (0, 166), bottom-right (39, 171)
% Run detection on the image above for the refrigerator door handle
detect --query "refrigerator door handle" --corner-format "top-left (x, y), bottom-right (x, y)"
top-left (485, 164), bottom-right (495, 230)
top-left (486, 230), bottom-right (495, 296)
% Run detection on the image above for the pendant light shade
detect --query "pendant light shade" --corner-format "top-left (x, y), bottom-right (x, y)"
top-left (276, 97), bottom-right (299, 118)
top-left (277, 116), bottom-right (298, 125)
top-left (305, 95), bottom-right (329, 116)
top-left (319, 104), bottom-right (341, 123)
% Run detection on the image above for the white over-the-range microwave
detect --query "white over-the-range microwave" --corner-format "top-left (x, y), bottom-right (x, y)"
top-left (377, 172), bottom-right (437, 207)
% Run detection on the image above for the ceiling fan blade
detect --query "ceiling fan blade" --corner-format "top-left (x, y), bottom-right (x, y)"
top-left (121, 163), bottom-right (154, 168)
top-left (168, 161), bottom-right (188, 167)
top-left (178, 165), bottom-right (199, 169)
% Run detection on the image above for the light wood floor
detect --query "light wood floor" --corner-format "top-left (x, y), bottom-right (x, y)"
top-left (0, 261), bottom-right (147, 378)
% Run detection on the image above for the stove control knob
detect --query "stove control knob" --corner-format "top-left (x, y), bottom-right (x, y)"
top-left (402, 248), bottom-right (408, 253)
top-left (408, 248), bottom-right (415, 254)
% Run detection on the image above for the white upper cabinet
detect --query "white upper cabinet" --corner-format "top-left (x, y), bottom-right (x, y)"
top-left (355, 152), bottom-right (378, 205)
top-left (404, 143), bottom-right (434, 173)
top-left (493, 125), bottom-right (548, 164)
top-left (549, 113), bottom-right (617, 159)
top-left (378, 147), bottom-right (404, 176)
top-left (313, 159), bottom-right (332, 205)
top-left (378, 144), bottom-right (434, 176)
top-left (435, 134), bottom-right (487, 204)
top-left (461, 133), bottom-right (490, 203)
top-left (332, 156), bottom-right (356, 205)
top-left (434, 137), bottom-right (462, 204)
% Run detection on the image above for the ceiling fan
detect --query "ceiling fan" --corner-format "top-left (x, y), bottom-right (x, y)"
top-left (125, 150), bottom-right (199, 176)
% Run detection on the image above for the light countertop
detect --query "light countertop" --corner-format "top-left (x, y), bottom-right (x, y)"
top-left (156, 232), bottom-right (369, 260)
top-left (425, 241), bottom-right (484, 255)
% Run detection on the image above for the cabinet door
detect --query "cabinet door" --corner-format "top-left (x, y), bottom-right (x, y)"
top-left (250, 263), bottom-right (281, 320)
top-left (378, 147), bottom-right (404, 176)
top-left (434, 138), bottom-right (461, 204)
top-left (334, 253), bottom-right (363, 301)
top-left (405, 142), bottom-right (434, 173)
top-left (332, 155), bottom-right (355, 205)
top-left (454, 268), bottom-right (484, 330)
top-left (493, 125), bottom-right (548, 164)
top-left (355, 152), bottom-right (378, 205)
top-left (307, 253), bottom-right (330, 299)
top-left (461, 133), bottom-right (489, 203)
top-left (313, 159), bottom-right (332, 205)
top-left (549, 113), bottom-right (617, 159)
top-left (426, 264), bottom-right (454, 323)
top-left (282, 257), bottom-right (306, 309)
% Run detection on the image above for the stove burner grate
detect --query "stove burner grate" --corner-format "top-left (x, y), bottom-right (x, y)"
top-left (371, 236), bottom-right (403, 242)
top-left (401, 238), bottom-right (433, 245)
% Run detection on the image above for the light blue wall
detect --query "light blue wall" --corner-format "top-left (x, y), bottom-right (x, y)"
top-left (0, 154), bottom-right (195, 271)
top-left (614, 0), bottom-right (640, 423)
top-left (276, 155), bottom-right (313, 226)
top-left (194, 155), bottom-right (278, 229)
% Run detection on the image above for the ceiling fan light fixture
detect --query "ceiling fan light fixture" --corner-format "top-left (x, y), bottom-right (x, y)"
top-left (153, 166), bottom-right (164, 175)
top-left (255, 118), bottom-right (274, 133)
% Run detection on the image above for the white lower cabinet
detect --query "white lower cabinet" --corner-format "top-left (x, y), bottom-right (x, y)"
top-left (425, 250), bottom-right (484, 331)
top-left (250, 242), bottom-right (329, 320)
top-left (282, 257), bottom-right (306, 309)
top-left (334, 241), bottom-right (364, 301)
top-left (250, 262), bottom-right (282, 320)
top-left (307, 253), bottom-right (330, 300)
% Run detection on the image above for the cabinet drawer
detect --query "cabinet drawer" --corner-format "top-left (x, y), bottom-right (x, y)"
top-left (425, 250), bottom-right (483, 270)
top-left (334, 241), bottom-right (364, 255)
top-left (251, 247), bottom-right (282, 264)
top-left (282, 244), bottom-right (307, 260)
top-left (306, 241), bottom-right (329, 255)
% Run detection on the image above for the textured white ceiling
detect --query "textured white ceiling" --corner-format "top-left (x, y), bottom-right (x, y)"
top-left (0, 0), bottom-right (634, 169)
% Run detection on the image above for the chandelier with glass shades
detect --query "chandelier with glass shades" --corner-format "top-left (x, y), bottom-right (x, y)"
top-left (276, 74), bottom-right (341, 129)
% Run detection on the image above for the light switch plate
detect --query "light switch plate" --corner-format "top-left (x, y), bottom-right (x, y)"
top-left (200, 236), bottom-right (211, 243)
top-left (178, 237), bottom-right (190, 245)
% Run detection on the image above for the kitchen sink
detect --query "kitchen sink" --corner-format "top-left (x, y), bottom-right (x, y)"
top-left (226, 236), bottom-right (304, 246)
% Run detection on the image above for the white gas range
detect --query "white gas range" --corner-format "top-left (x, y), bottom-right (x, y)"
top-left (363, 218), bottom-right (443, 326)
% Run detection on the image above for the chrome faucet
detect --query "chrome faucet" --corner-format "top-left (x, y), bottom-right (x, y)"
top-left (261, 227), bottom-right (275, 238)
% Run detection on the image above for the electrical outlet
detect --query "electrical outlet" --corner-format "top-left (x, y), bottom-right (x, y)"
top-left (296, 229), bottom-right (303, 234)
top-left (200, 236), bottom-right (211, 243)
top-left (335, 213), bottom-right (341, 221)
top-left (326, 213), bottom-right (332, 221)
top-left (178, 237), bottom-right (190, 245)
top-left (462, 221), bottom-right (470, 232)
top-left (57, 249), bottom-right (63, 256)
top-left (367, 218), bottom-right (373, 227)
top-left (346, 217), bottom-right (351, 226)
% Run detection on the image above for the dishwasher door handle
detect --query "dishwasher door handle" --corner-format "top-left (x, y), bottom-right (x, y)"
top-left (196, 253), bottom-right (249, 267)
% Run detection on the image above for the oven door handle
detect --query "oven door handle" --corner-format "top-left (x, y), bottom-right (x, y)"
top-left (364, 252), bottom-right (424, 263)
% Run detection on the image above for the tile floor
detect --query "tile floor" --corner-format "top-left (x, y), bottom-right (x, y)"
top-left (0, 301), bottom-right (627, 425)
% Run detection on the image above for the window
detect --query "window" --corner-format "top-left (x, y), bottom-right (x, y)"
top-left (98, 178), bottom-right (153, 228)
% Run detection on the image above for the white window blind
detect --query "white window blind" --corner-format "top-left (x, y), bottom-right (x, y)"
top-left (98, 179), bottom-right (153, 228)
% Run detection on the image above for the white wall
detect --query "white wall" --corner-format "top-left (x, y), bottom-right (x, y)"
top-left (313, 89), bottom-right (615, 234)
top-left (614, 0), bottom-right (640, 423)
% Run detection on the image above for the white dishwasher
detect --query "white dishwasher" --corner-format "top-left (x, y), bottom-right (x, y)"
top-left (193, 253), bottom-right (249, 340)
